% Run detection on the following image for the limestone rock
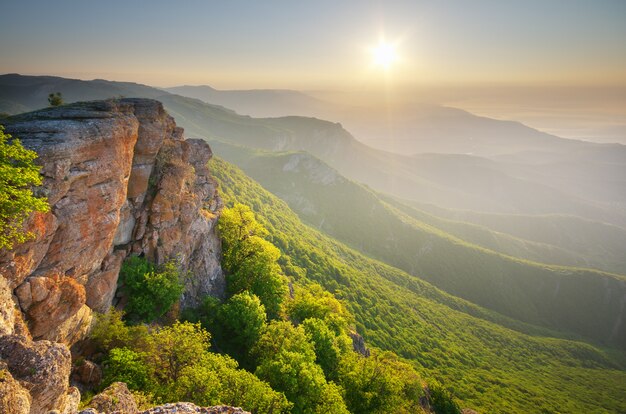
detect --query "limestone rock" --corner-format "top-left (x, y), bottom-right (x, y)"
top-left (0, 277), bottom-right (15, 336)
top-left (141, 403), bottom-right (250, 414)
top-left (0, 98), bottom-right (224, 345)
top-left (88, 382), bottom-right (137, 414)
top-left (0, 335), bottom-right (72, 413)
top-left (0, 362), bottom-right (31, 414)
top-left (71, 360), bottom-right (102, 390)
top-left (60, 386), bottom-right (81, 414)
top-left (19, 275), bottom-right (87, 339)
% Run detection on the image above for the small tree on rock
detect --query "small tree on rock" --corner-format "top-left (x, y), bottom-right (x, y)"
top-left (0, 126), bottom-right (49, 250)
top-left (48, 92), bottom-right (63, 107)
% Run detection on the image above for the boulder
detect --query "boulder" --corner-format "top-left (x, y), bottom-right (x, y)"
top-left (88, 382), bottom-right (137, 414)
top-left (0, 335), bottom-right (72, 413)
top-left (0, 363), bottom-right (31, 414)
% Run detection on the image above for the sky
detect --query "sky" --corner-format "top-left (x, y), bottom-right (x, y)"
top-left (1, 0), bottom-right (626, 90)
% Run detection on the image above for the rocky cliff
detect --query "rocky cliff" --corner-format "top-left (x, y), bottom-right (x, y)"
top-left (0, 99), bottom-right (225, 413)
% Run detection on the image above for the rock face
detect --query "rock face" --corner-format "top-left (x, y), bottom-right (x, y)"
top-left (0, 98), bottom-right (224, 345)
top-left (0, 99), bottom-right (224, 413)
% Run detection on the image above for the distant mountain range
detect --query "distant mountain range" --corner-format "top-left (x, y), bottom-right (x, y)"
top-left (165, 84), bottom-right (327, 118)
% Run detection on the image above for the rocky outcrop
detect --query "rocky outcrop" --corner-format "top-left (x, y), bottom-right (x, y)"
top-left (140, 403), bottom-right (250, 414)
top-left (0, 98), bottom-right (223, 346)
top-left (88, 382), bottom-right (138, 414)
top-left (0, 362), bottom-right (32, 414)
top-left (349, 330), bottom-right (370, 357)
top-left (0, 99), bottom-right (224, 413)
top-left (0, 335), bottom-right (77, 413)
top-left (71, 359), bottom-right (102, 391)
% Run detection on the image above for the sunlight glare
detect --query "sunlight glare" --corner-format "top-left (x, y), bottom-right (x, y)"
top-left (371, 41), bottom-right (397, 69)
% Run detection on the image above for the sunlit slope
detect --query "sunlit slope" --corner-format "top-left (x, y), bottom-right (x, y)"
top-left (211, 157), bottom-right (626, 414)
top-left (208, 142), bottom-right (626, 350)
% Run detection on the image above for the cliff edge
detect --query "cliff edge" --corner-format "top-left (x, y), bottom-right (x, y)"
top-left (0, 99), bottom-right (225, 413)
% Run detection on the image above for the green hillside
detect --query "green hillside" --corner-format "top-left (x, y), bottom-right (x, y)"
top-left (210, 156), bottom-right (626, 413)
top-left (207, 141), bottom-right (626, 350)
top-left (399, 199), bottom-right (626, 276)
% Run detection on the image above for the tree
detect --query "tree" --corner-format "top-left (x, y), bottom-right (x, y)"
top-left (217, 291), bottom-right (267, 368)
top-left (47, 92), bottom-right (63, 107)
top-left (429, 382), bottom-right (462, 414)
top-left (285, 283), bottom-right (351, 334)
top-left (219, 204), bottom-right (287, 318)
top-left (102, 347), bottom-right (150, 390)
top-left (338, 350), bottom-right (425, 414)
top-left (302, 318), bottom-right (351, 381)
top-left (253, 321), bottom-right (348, 414)
top-left (119, 256), bottom-right (184, 323)
top-left (144, 321), bottom-right (211, 386)
top-left (0, 125), bottom-right (49, 250)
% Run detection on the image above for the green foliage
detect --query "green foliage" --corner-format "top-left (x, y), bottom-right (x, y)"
top-left (90, 308), bottom-right (148, 353)
top-left (0, 125), bottom-right (49, 250)
top-left (285, 283), bottom-right (351, 334)
top-left (102, 348), bottom-right (150, 390)
top-left (47, 92), bottom-right (63, 106)
top-left (253, 320), bottom-right (349, 414)
top-left (211, 157), bottom-right (626, 414)
top-left (174, 352), bottom-right (291, 413)
top-left (302, 318), bottom-right (351, 380)
top-left (338, 350), bottom-right (425, 414)
top-left (119, 256), bottom-right (184, 323)
top-left (429, 382), bottom-right (462, 414)
top-left (98, 319), bottom-right (291, 413)
top-left (216, 291), bottom-right (267, 368)
top-left (144, 321), bottom-right (210, 386)
top-left (219, 203), bottom-right (287, 318)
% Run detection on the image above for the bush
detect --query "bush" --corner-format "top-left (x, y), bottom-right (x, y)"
top-left (429, 382), bottom-right (462, 414)
top-left (119, 257), bottom-right (184, 323)
top-left (90, 308), bottom-right (148, 354)
top-left (0, 125), bottom-right (49, 250)
top-left (102, 347), bottom-right (150, 390)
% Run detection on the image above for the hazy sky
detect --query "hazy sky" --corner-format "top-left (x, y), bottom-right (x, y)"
top-left (1, 0), bottom-right (625, 89)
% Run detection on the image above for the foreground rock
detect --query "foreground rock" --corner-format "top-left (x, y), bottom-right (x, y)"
top-left (87, 382), bottom-right (137, 414)
top-left (0, 334), bottom-right (77, 413)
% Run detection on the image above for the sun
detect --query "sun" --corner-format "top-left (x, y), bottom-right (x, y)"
top-left (371, 41), bottom-right (397, 69)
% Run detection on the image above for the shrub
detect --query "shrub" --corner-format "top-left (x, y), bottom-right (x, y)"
top-left (102, 347), bottom-right (150, 390)
top-left (119, 257), bottom-right (184, 323)
top-left (90, 308), bottom-right (148, 354)
top-left (0, 125), bottom-right (49, 250)
top-left (429, 382), bottom-right (462, 414)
